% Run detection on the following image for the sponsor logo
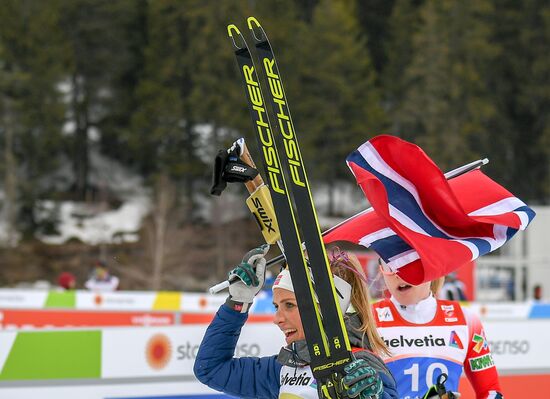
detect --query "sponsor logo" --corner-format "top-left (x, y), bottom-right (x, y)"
top-left (198, 297), bottom-right (208, 308)
top-left (176, 341), bottom-right (260, 360)
top-left (449, 331), bottom-right (464, 349)
top-left (376, 307), bottom-right (393, 322)
top-left (281, 371), bottom-right (312, 386)
top-left (230, 165), bottom-right (247, 173)
top-left (472, 333), bottom-right (488, 353)
top-left (242, 65), bottom-right (284, 194)
top-left (131, 315), bottom-right (173, 326)
top-left (146, 333), bottom-right (172, 370)
top-left (469, 353), bottom-right (495, 372)
top-left (0, 294), bottom-right (26, 304)
top-left (441, 304), bottom-right (457, 322)
top-left (262, 58), bottom-right (306, 188)
top-left (441, 304), bottom-right (455, 316)
top-left (383, 334), bottom-right (446, 348)
top-left (489, 339), bottom-right (529, 355)
top-left (312, 358), bottom-right (350, 372)
top-left (93, 294), bottom-right (137, 307)
top-left (251, 197), bottom-right (276, 233)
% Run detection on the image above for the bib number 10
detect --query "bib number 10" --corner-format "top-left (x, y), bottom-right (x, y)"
top-left (403, 362), bottom-right (449, 392)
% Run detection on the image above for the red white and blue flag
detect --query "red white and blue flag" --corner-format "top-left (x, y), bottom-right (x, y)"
top-left (323, 135), bottom-right (535, 285)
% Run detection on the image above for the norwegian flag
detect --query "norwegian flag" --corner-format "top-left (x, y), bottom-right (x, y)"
top-left (323, 135), bottom-right (535, 285)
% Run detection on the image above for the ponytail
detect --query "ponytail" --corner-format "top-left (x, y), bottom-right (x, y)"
top-left (329, 250), bottom-right (391, 357)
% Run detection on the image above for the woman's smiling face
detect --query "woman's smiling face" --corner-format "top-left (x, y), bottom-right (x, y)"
top-left (272, 288), bottom-right (305, 345)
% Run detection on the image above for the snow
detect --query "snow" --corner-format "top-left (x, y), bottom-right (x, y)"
top-left (34, 150), bottom-right (151, 245)
top-left (35, 198), bottom-right (149, 245)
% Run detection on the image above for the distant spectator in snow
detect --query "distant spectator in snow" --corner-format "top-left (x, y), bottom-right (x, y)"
top-left (57, 272), bottom-right (77, 290)
top-left (438, 272), bottom-right (467, 301)
top-left (533, 284), bottom-right (543, 302)
top-left (85, 260), bottom-right (119, 292)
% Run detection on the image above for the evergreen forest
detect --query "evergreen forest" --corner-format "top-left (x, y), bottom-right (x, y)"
top-left (0, 0), bottom-right (548, 290)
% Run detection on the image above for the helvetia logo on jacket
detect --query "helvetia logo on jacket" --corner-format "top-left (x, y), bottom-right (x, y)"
top-left (146, 333), bottom-right (172, 370)
top-left (383, 334), bottom-right (446, 348)
top-left (281, 371), bottom-right (312, 386)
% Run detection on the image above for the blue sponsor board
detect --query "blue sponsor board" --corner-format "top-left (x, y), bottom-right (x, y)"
top-left (528, 303), bottom-right (550, 319)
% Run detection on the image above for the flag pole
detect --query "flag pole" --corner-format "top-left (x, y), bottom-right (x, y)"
top-left (209, 158), bottom-right (489, 293)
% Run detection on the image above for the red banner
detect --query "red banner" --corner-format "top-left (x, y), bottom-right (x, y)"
top-left (0, 309), bottom-right (175, 329)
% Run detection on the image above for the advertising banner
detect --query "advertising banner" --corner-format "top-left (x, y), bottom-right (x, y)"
top-left (0, 309), bottom-right (175, 329)
top-left (0, 290), bottom-right (49, 309)
top-left (101, 323), bottom-right (283, 378)
top-left (0, 319), bottom-right (549, 399)
top-left (484, 320), bottom-right (549, 372)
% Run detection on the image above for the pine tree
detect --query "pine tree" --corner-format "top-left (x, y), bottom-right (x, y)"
top-left (0, 0), bottom-right (66, 237)
top-left (394, 0), bottom-right (499, 170)
top-left (488, 0), bottom-right (550, 201)
top-left (296, 0), bottom-right (386, 215)
top-left (58, 0), bottom-right (141, 201)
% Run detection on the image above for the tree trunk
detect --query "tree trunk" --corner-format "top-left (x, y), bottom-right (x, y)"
top-left (150, 174), bottom-right (175, 290)
top-left (2, 97), bottom-right (17, 247)
top-left (71, 73), bottom-right (90, 201)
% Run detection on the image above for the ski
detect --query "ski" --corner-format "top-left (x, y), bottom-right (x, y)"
top-left (227, 19), bottom-right (352, 397)
top-left (246, 17), bottom-right (353, 386)
top-left (227, 22), bottom-right (328, 370)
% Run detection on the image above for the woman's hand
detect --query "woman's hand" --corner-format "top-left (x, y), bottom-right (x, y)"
top-left (226, 244), bottom-right (270, 311)
top-left (343, 359), bottom-right (383, 399)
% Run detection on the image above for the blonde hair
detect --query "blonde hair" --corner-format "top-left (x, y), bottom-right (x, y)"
top-left (329, 249), bottom-right (391, 357)
top-left (430, 276), bottom-right (445, 296)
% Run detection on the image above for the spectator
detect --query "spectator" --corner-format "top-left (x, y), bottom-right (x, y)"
top-left (533, 284), bottom-right (543, 302)
top-left (84, 260), bottom-right (119, 292)
top-left (439, 272), bottom-right (467, 301)
top-left (57, 272), bottom-right (76, 290)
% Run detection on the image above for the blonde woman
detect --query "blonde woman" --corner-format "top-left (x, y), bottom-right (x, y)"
top-left (194, 245), bottom-right (397, 399)
top-left (373, 260), bottom-right (503, 399)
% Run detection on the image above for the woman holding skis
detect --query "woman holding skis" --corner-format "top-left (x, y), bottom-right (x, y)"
top-left (193, 245), bottom-right (398, 399)
top-left (371, 260), bottom-right (503, 399)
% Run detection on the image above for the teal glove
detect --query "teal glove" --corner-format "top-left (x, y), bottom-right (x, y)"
top-left (227, 244), bottom-right (269, 308)
top-left (343, 359), bottom-right (383, 399)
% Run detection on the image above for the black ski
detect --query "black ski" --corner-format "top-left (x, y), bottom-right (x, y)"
top-left (227, 22), bottom-right (328, 371)
top-left (246, 16), bottom-right (353, 384)
top-left (227, 19), bottom-right (352, 397)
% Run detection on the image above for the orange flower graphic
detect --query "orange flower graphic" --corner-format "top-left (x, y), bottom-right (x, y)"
top-left (146, 333), bottom-right (172, 370)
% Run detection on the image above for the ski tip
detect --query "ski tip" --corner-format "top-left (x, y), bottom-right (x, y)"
top-left (247, 16), bottom-right (265, 42)
top-left (227, 24), bottom-right (245, 49)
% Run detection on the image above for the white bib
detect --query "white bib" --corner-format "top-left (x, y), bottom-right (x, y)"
top-left (279, 364), bottom-right (318, 399)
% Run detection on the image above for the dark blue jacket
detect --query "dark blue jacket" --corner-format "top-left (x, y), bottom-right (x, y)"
top-left (193, 304), bottom-right (398, 399)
